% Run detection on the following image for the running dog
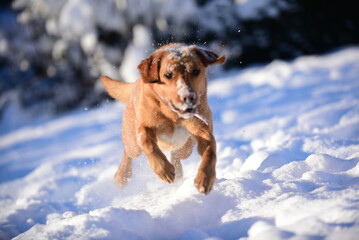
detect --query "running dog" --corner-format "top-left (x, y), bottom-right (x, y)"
top-left (100, 43), bottom-right (225, 194)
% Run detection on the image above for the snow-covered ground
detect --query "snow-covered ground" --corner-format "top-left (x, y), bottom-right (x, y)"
top-left (1, 47), bottom-right (359, 239)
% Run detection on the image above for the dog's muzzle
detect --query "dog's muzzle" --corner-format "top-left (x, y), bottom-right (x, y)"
top-left (170, 101), bottom-right (196, 114)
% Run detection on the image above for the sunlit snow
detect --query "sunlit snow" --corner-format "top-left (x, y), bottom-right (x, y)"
top-left (1, 47), bottom-right (359, 239)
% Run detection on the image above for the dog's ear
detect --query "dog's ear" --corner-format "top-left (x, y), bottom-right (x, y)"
top-left (193, 46), bottom-right (226, 67)
top-left (137, 51), bottom-right (163, 83)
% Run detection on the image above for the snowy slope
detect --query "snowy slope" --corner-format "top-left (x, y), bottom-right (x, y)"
top-left (1, 47), bottom-right (359, 240)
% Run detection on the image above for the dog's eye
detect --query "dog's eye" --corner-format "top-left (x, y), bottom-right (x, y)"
top-left (164, 72), bottom-right (173, 79)
top-left (192, 69), bottom-right (200, 76)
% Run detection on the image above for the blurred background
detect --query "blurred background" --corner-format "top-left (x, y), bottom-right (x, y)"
top-left (0, 0), bottom-right (358, 130)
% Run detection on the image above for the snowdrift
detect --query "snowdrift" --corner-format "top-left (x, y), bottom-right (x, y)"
top-left (1, 47), bottom-right (359, 239)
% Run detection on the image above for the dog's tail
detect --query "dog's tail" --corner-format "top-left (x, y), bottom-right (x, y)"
top-left (100, 76), bottom-right (134, 103)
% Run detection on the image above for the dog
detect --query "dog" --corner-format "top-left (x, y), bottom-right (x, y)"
top-left (100, 43), bottom-right (225, 194)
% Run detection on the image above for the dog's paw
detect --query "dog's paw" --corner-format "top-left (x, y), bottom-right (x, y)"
top-left (114, 168), bottom-right (131, 188)
top-left (154, 161), bottom-right (176, 184)
top-left (194, 169), bottom-right (216, 194)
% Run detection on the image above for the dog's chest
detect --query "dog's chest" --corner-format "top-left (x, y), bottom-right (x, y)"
top-left (157, 125), bottom-right (191, 150)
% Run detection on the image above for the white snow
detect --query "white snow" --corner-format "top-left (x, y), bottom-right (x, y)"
top-left (1, 47), bottom-right (359, 239)
top-left (119, 25), bottom-right (153, 82)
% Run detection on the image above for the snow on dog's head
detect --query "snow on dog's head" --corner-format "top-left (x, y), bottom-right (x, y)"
top-left (137, 43), bottom-right (225, 119)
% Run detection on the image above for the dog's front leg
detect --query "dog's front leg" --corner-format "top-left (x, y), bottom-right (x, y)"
top-left (195, 134), bottom-right (216, 194)
top-left (137, 126), bottom-right (175, 183)
top-left (186, 122), bottom-right (217, 194)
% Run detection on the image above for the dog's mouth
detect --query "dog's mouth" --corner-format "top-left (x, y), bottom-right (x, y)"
top-left (168, 101), bottom-right (210, 125)
top-left (169, 102), bottom-right (197, 117)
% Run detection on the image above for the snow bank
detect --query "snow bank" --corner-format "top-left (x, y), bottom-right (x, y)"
top-left (1, 47), bottom-right (359, 239)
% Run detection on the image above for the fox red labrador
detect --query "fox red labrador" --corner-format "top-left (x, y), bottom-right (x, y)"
top-left (101, 43), bottom-right (225, 194)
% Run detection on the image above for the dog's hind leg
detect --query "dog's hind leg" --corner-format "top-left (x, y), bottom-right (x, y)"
top-left (115, 151), bottom-right (134, 188)
top-left (170, 155), bottom-right (183, 180)
top-left (116, 101), bottom-right (141, 188)
top-left (170, 137), bottom-right (195, 180)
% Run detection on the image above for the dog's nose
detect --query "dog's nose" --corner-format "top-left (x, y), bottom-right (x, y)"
top-left (182, 91), bottom-right (197, 104)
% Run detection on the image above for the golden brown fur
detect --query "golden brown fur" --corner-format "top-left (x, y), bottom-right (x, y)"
top-left (100, 43), bottom-right (225, 194)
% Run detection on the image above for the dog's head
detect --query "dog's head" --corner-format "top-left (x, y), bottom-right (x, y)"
top-left (138, 43), bottom-right (226, 119)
